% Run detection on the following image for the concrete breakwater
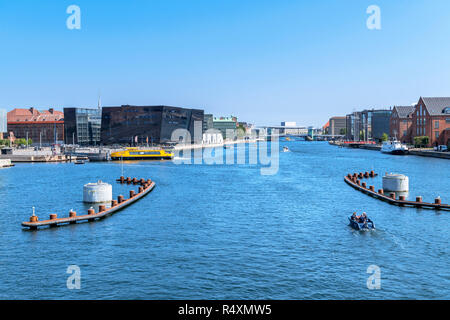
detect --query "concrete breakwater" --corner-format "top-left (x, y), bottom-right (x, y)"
top-left (344, 172), bottom-right (449, 211)
top-left (22, 177), bottom-right (155, 230)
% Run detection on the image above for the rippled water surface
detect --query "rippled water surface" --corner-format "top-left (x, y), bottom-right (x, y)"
top-left (0, 142), bottom-right (449, 299)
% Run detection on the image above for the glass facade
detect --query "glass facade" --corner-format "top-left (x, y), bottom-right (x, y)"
top-left (213, 117), bottom-right (237, 139)
top-left (0, 109), bottom-right (6, 133)
top-left (100, 105), bottom-right (204, 145)
top-left (64, 108), bottom-right (102, 145)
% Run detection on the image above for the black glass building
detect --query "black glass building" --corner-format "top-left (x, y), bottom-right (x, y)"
top-left (64, 108), bottom-right (102, 145)
top-left (100, 105), bottom-right (204, 145)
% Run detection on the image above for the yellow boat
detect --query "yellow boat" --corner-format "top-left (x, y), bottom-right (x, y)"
top-left (110, 148), bottom-right (174, 161)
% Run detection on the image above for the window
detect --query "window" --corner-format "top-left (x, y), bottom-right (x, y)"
top-left (403, 130), bottom-right (407, 137)
top-left (446, 118), bottom-right (450, 124)
top-left (434, 121), bottom-right (439, 129)
top-left (435, 131), bottom-right (439, 139)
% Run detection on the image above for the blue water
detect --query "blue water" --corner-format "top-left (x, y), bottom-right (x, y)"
top-left (0, 142), bottom-right (449, 299)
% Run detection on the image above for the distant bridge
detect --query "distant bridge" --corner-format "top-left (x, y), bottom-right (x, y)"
top-left (257, 126), bottom-right (344, 140)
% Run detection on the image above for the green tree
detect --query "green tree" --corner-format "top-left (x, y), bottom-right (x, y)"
top-left (237, 125), bottom-right (246, 138)
top-left (414, 136), bottom-right (430, 148)
top-left (381, 133), bottom-right (389, 142)
top-left (359, 130), bottom-right (365, 141)
top-left (339, 128), bottom-right (346, 135)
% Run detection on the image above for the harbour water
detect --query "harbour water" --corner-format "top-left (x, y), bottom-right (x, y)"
top-left (0, 142), bottom-right (449, 299)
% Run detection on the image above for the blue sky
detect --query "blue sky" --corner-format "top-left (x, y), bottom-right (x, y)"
top-left (1, 0), bottom-right (450, 127)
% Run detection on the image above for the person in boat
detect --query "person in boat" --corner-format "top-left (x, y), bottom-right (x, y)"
top-left (359, 212), bottom-right (368, 224)
top-left (351, 212), bottom-right (360, 221)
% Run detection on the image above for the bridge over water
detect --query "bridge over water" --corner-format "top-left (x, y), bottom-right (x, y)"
top-left (258, 126), bottom-right (344, 141)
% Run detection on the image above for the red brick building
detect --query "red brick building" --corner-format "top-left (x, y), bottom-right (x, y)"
top-left (389, 106), bottom-right (414, 143)
top-left (7, 108), bottom-right (64, 145)
top-left (411, 97), bottom-right (450, 147)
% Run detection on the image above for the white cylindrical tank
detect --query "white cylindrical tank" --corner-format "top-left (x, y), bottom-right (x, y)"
top-left (83, 180), bottom-right (112, 203)
top-left (382, 174), bottom-right (409, 192)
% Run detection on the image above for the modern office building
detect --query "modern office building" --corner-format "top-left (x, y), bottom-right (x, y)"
top-left (367, 109), bottom-right (391, 141)
top-left (0, 109), bottom-right (6, 139)
top-left (345, 112), bottom-right (362, 141)
top-left (64, 108), bottom-right (102, 145)
top-left (7, 107), bottom-right (64, 145)
top-left (328, 117), bottom-right (346, 136)
top-left (213, 116), bottom-right (237, 139)
top-left (346, 109), bottom-right (391, 141)
top-left (203, 114), bottom-right (214, 132)
top-left (100, 105), bottom-right (204, 145)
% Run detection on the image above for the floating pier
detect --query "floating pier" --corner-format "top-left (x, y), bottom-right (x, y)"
top-left (344, 171), bottom-right (449, 211)
top-left (22, 177), bottom-right (155, 230)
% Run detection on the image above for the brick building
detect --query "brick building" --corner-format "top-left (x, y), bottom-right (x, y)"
top-left (328, 116), bottom-right (346, 136)
top-left (389, 106), bottom-right (414, 143)
top-left (411, 97), bottom-right (450, 147)
top-left (7, 107), bottom-right (64, 145)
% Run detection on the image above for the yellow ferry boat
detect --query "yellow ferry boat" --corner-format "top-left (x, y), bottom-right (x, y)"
top-left (110, 148), bottom-right (174, 161)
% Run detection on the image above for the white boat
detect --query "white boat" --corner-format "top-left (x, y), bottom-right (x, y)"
top-left (283, 146), bottom-right (290, 152)
top-left (381, 140), bottom-right (409, 155)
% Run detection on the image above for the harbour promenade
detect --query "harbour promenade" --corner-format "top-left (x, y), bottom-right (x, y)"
top-left (329, 141), bottom-right (450, 159)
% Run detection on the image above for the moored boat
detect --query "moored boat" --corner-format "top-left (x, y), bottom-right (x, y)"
top-left (110, 148), bottom-right (173, 160)
top-left (381, 140), bottom-right (409, 155)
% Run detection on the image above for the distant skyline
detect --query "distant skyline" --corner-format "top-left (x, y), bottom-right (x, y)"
top-left (1, 0), bottom-right (450, 127)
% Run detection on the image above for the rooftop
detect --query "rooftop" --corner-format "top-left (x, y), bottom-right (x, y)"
top-left (421, 97), bottom-right (450, 116)
top-left (393, 106), bottom-right (415, 118)
top-left (7, 108), bottom-right (64, 122)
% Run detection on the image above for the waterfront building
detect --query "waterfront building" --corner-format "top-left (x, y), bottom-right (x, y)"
top-left (346, 109), bottom-right (391, 142)
top-left (280, 122), bottom-right (307, 135)
top-left (0, 109), bottom-right (6, 140)
top-left (64, 108), bottom-right (102, 146)
top-left (100, 105), bottom-right (204, 145)
top-left (213, 116), bottom-right (237, 140)
top-left (361, 109), bottom-right (391, 142)
top-left (345, 112), bottom-right (362, 141)
top-left (411, 97), bottom-right (450, 147)
top-left (328, 116), bottom-right (346, 136)
top-left (7, 107), bottom-right (64, 145)
top-left (389, 106), bottom-right (414, 143)
top-left (203, 114), bottom-right (214, 133)
top-left (322, 121), bottom-right (329, 134)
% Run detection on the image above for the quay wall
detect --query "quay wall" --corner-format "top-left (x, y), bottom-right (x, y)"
top-left (329, 141), bottom-right (449, 159)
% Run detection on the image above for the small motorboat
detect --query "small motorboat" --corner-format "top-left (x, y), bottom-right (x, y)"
top-left (348, 215), bottom-right (375, 231)
top-left (282, 146), bottom-right (290, 152)
top-left (74, 159), bottom-right (86, 165)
